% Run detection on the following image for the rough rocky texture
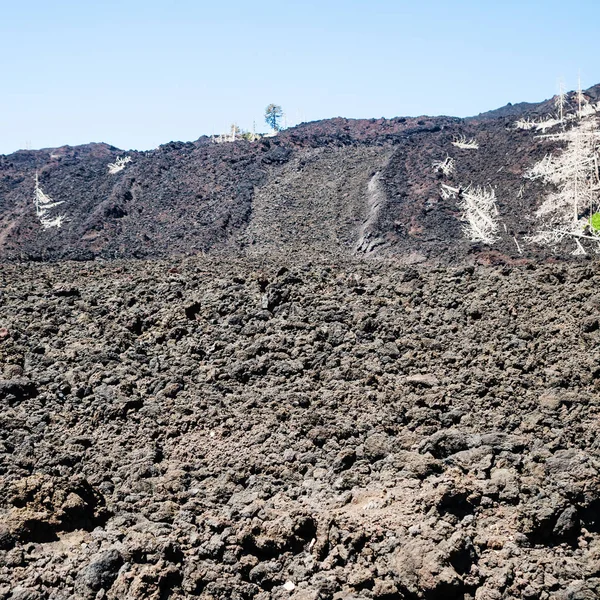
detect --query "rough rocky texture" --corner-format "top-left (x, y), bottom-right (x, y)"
top-left (3, 84), bottom-right (600, 263)
top-left (1, 256), bottom-right (599, 599)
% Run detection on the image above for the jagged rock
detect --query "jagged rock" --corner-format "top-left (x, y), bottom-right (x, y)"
top-left (405, 374), bottom-right (440, 388)
top-left (75, 549), bottom-right (123, 598)
top-left (4, 474), bottom-right (107, 543)
top-left (0, 379), bottom-right (37, 403)
top-left (8, 588), bottom-right (41, 600)
top-left (393, 538), bottom-right (463, 597)
top-left (553, 505), bottom-right (580, 540)
top-left (363, 433), bottom-right (390, 461)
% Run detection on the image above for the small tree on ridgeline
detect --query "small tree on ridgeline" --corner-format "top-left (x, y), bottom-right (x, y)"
top-left (265, 104), bottom-right (283, 132)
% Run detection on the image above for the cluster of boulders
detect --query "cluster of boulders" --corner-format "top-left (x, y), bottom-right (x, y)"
top-left (0, 256), bottom-right (599, 599)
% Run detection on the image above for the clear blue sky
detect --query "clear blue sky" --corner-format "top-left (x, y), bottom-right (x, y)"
top-left (1, 0), bottom-right (599, 154)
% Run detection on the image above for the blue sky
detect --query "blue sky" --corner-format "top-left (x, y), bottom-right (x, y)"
top-left (1, 0), bottom-right (599, 154)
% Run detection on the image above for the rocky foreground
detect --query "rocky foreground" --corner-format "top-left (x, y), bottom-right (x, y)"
top-left (0, 256), bottom-right (599, 599)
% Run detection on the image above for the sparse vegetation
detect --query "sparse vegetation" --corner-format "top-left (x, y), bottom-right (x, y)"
top-left (451, 135), bottom-right (479, 150)
top-left (515, 118), bottom-right (537, 130)
top-left (432, 156), bottom-right (455, 176)
top-left (265, 103), bottom-right (284, 132)
top-left (34, 173), bottom-right (65, 229)
top-left (589, 212), bottom-right (600, 231)
top-left (107, 156), bottom-right (132, 175)
top-left (441, 183), bottom-right (500, 244)
top-left (523, 110), bottom-right (600, 253)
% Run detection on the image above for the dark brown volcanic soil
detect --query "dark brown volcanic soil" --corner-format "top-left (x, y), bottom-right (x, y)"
top-left (3, 83), bottom-right (600, 264)
top-left (1, 257), bottom-right (599, 599)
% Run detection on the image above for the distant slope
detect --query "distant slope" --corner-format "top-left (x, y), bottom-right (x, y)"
top-left (471, 100), bottom-right (542, 120)
top-left (2, 85), bottom-right (600, 263)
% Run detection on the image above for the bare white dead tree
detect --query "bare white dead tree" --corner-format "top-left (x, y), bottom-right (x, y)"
top-left (577, 75), bottom-right (584, 119)
top-left (34, 173), bottom-right (66, 229)
top-left (534, 116), bottom-right (563, 133)
top-left (572, 238), bottom-right (587, 255)
top-left (432, 156), bottom-right (455, 176)
top-left (521, 82), bottom-right (568, 134)
top-left (513, 236), bottom-right (523, 253)
top-left (515, 118), bottom-right (537, 130)
top-left (556, 80), bottom-right (567, 123)
top-left (524, 116), bottom-right (600, 253)
top-left (572, 78), bottom-right (599, 120)
top-left (107, 155), bottom-right (132, 175)
top-left (578, 102), bottom-right (599, 119)
top-left (213, 124), bottom-right (250, 144)
top-left (441, 184), bottom-right (500, 244)
top-left (452, 135), bottom-right (479, 150)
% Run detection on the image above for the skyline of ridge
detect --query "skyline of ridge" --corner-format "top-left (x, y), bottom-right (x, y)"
top-left (2, 0), bottom-right (599, 154)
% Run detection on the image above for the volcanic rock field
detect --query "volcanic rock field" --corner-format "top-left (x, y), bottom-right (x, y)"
top-left (1, 256), bottom-right (599, 600)
top-left (2, 85), bottom-right (600, 599)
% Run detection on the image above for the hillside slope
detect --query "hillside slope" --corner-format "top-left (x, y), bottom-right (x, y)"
top-left (2, 85), bottom-right (600, 263)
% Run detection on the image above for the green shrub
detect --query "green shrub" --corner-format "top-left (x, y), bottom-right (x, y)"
top-left (589, 213), bottom-right (600, 231)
